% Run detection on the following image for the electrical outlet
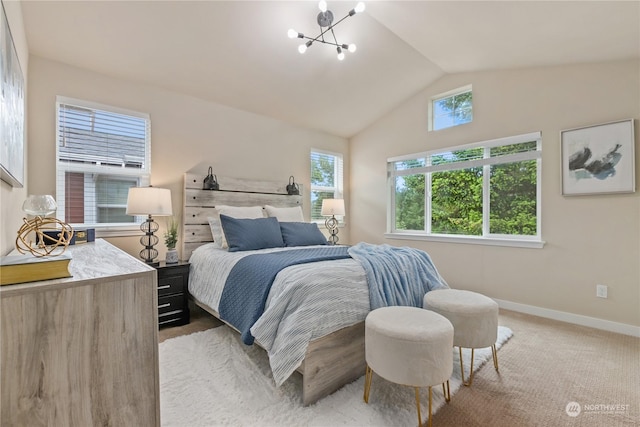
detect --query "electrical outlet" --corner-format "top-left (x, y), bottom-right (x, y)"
top-left (596, 284), bottom-right (608, 299)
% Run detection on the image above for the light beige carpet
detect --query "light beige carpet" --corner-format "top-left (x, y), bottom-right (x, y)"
top-left (432, 310), bottom-right (639, 426)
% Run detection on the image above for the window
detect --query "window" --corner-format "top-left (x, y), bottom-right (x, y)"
top-left (56, 97), bottom-right (150, 233)
top-left (430, 85), bottom-right (472, 131)
top-left (387, 132), bottom-right (542, 247)
top-left (310, 150), bottom-right (343, 222)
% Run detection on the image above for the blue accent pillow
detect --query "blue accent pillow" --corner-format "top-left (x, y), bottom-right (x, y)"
top-left (279, 222), bottom-right (328, 247)
top-left (219, 215), bottom-right (285, 252)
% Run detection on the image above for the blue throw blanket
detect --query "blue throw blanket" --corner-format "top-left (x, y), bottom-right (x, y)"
top-left (219, 246), bottom-right (350, 344)
top-left (348, 242), bottom-right (449, 309)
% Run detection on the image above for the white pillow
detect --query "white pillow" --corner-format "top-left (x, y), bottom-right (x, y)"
top-left (264, 205), bottom-right (304, 222)
top-left (208, 205), bottom-right (264, 249)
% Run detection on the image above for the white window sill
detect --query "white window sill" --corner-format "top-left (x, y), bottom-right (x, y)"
top-left (384, 232), bottom-right (545, 249)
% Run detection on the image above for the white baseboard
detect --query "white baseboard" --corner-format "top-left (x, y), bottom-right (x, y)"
top-left (494, 298), bottom-right (640, 338)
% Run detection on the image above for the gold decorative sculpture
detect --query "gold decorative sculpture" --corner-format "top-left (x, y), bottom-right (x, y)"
top-left (15, 195), bottom-right (74, 257)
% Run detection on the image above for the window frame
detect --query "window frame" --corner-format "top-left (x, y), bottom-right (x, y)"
top-left (429, 85), bottom-right (473, 131)
top-left (310, 149), bottom-right (344, 224)
top-left (55, 96), bottom-right (151, 237)
top-left (386, 132), bottom-right (544, 248)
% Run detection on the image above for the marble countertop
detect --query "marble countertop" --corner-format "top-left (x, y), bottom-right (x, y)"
top-left (1, 239), bottom-right (155, 295)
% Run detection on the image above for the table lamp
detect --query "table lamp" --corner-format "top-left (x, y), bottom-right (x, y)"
top-left (126, 187), bottom-right (172, 264)
top-left (321, 198), bottom-right (345, 245)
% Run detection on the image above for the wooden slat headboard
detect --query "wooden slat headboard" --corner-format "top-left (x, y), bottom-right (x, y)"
top-left (182, 174), bottom-right (303, 259)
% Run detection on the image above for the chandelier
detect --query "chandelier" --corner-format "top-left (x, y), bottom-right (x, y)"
top-left (288, 1), bottom-right (365, 61)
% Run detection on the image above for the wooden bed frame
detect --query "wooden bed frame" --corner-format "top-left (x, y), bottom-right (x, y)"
top-left (181, 173), bottom-right (365, 406)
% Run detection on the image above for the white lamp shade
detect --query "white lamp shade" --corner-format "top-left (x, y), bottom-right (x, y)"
top-left (126, 187), bottom-right (173, 216)
top-left (321, 198), bottom-right (345, 216)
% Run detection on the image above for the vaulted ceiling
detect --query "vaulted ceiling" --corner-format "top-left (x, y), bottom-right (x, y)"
top-left (21, 1), bottom-right (640, 138)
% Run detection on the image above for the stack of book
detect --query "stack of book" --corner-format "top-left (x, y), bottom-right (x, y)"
top-left (0, 253), bottom-right (72, 286)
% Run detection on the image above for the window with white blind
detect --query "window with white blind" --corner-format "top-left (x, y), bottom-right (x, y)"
top-left (387, 132), bottom-right (543, 248)
top-left (310, 150), bottom-right (344, 222)
top-left (56, 97), bottom-right (150, 233)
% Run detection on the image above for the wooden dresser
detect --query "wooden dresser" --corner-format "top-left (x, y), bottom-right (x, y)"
top-left (0, 239), bottom-right (160, 426)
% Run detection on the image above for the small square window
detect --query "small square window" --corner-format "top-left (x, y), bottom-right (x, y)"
top-left (430, 86), bottom-right (472, 131)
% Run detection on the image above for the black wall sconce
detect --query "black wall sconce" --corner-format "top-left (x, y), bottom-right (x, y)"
top-left (286, 176), bottom-right (300, 195)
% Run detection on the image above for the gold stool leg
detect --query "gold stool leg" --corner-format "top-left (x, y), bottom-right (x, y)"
top-left (492, 344), bottom-right (499, 372)
top-left (428, 386), bottom-right (433, 427)
top-left (442, 380), bottom-right (451, 403)
top-left (415, 387), bottom-right (423, 427)
top-left (364, 365), bottom-right (373, 403)
top-left (460, 347), bottom-right (475, 386)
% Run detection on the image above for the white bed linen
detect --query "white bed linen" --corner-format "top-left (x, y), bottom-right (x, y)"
top-left (188, 243), bottom-right (370, 386)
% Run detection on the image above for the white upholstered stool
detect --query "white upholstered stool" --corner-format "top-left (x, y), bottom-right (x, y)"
top-left (423, 289), bottom-right (499, 386)
top-left (364, 306), bottom-right (453, 427)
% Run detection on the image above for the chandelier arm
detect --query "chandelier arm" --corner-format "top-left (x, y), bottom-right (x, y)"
top-left (301, 36), bottom-right (344, 48)
top-left (328, 12), bottom-right (353, 30)
top-left (330, 27), bottom-right (340, 46)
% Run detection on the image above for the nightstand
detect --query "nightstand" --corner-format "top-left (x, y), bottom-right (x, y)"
top-left (155, 261), bottom-right (190, 328)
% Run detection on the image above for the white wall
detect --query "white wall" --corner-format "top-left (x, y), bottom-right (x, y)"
top-left (24, 56), bottom-right (350, 259)
top-left (0, 1), bottom-right (29, 256)
top-left (350, 60), bottom-right (640, 328)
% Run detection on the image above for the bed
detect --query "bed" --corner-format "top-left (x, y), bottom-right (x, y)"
top-left (182, 174), bottom-right (448, 405)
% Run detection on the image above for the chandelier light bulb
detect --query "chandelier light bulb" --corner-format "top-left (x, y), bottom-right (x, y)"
top-left (354, 2), bottom-right (365, 13)
top-left (337, 47), bottom-right (345, 61)
top-left (348, 44), bottom-right (357, 53)
top-left (318, 0), bottom-right (328, 13)
top-left (298, 44), bottom-right (308, 54)
top-left (288, 28), bottom-right (298, 39)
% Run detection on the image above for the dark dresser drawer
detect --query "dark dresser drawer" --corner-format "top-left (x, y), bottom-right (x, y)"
top-left (157, 274), bottom-right (184, 297)
top-left (158, 294), bottom-right (186, 316)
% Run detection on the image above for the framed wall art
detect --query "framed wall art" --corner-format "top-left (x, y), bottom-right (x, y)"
top-left (561, 119), bottom-right (635, 196)
top-left (0, 1), bottom-right (25, 188)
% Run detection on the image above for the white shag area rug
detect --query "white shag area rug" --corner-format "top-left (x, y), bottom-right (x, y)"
top-left (160, 325), bottom-right (513, 426)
